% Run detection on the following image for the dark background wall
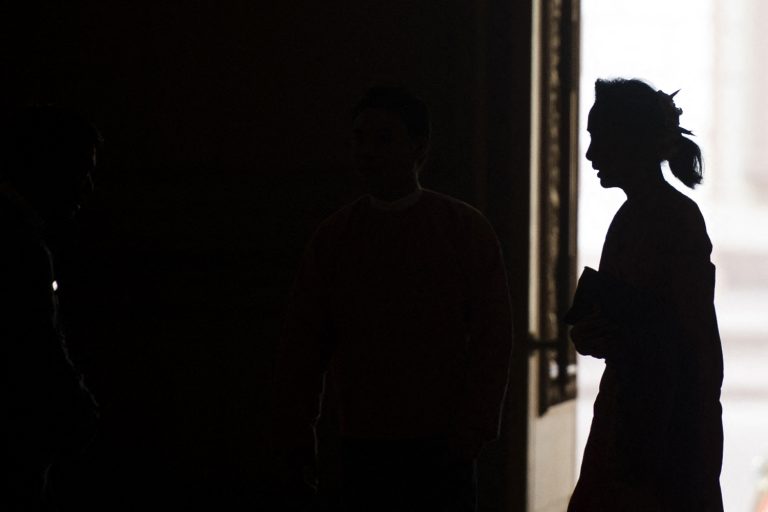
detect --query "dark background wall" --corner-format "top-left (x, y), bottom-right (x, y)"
top-left (2, 1), bottom-right (532, 509)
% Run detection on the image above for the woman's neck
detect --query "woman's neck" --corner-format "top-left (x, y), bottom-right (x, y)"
top-left (622, 164), bottom-right (665, 201)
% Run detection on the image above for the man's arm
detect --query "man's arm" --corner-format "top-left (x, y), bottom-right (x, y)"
top-left (272, 227), bottom-right (336, 479)
top-left (453, 213), bottom-right (514, 459)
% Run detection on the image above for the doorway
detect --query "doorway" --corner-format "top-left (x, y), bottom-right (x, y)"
top-left (577, 2), bottom-right (768, 511)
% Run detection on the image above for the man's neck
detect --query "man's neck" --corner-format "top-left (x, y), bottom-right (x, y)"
top-left (369, 183), bottom-right (423, 211)
top-left (369, 175), bottom-right (421, 203)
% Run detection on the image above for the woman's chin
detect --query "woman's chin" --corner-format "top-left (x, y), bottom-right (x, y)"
top-left (598, 175), bottom-right (619, 188)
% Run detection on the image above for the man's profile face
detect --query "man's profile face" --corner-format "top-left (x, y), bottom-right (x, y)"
top-left (38, 145), bottom-right (97, 222)
top-left (352, 108), bottom-right (419, 190)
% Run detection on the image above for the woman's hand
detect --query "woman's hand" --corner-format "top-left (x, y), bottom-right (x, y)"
top-left (570, 308), bottom-right (620, 359)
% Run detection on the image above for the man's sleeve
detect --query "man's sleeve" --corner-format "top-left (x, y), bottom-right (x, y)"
top-left (272, 226), bottom-right (336, 463)
top-left (455, 213), bottom-right (514, 448)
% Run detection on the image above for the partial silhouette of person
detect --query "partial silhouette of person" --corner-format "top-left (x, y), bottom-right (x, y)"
top-left (273, 86), bottom-right (514, 512)
top-left (566, 79), bottom-right (724, 511)
top-left (0, 106), bottom-right (100, 511)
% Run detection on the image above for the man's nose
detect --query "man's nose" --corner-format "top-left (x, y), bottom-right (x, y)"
top-left (77, 174), bottom-right (95, 202)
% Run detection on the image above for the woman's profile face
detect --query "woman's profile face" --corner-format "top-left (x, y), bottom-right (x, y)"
top-left (586, 104), bottom-right (627, 189)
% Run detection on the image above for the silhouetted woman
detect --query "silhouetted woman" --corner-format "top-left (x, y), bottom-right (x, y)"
top-left (568, 79), bottom-right (724, 511)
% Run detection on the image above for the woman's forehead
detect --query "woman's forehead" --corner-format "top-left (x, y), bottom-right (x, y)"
top-left (586, 104), bottom-right (616, 133)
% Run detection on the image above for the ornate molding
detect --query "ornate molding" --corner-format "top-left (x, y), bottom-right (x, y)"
top-left (536, 0), bottom-right (579, 415)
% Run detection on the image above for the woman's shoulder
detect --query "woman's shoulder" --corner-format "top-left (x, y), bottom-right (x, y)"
top-left (657, 183), bottom-right (706, 227)
top-left (655, 183), bottom-right (712, 252)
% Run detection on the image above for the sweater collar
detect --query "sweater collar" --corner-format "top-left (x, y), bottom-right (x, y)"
top-left (368, 186), bottom-right (423, 211)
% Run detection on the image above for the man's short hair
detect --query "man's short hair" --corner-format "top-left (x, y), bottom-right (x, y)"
top-left (352, 86), bottom-right (431, 143)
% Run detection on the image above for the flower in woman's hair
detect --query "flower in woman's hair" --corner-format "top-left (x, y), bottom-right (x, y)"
top-left (656, 89), bottom-right (684, 131)
top-left (655, 89), bottom-right (693, 159)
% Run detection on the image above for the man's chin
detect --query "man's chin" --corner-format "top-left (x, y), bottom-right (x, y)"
top-left (357, 172), bottom-right (383, 187)
top-left (45, 207), bottom-right (80, 226)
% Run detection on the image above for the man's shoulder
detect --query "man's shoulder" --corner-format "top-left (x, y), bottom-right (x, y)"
top-left (421, 189), bottom-right (496, 233)
top-left (309, 195), bottom-right (369, 244)
top-left (421, 189), bottom-right (483, 215)
top-left (319, 195), bottom-right (368, 225)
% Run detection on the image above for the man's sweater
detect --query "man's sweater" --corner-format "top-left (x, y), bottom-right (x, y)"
top-left (275, 189), bottom-right (513, 447)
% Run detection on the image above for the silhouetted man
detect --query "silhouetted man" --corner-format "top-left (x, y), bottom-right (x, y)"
top-left (274, 87), bottom-right (514, 511)
top-left (1, 106), bottom-right (99, 511)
